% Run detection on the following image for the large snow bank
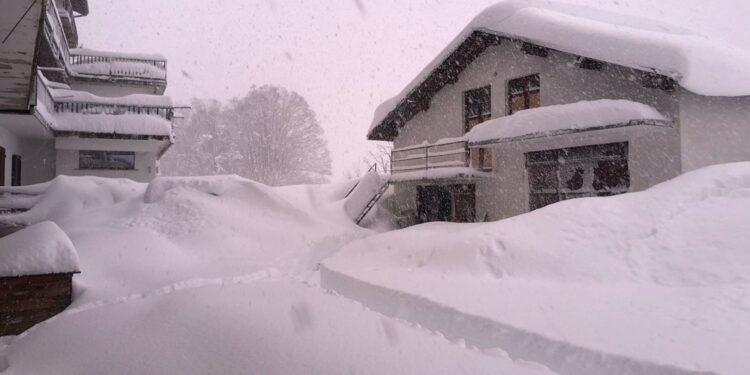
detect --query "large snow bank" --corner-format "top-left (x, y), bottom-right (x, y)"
top-left (51, 113), bottom-right (172, 136)
top-left (465, 99), bottom-right (669, 144)
top-left (324, 162), bottom-right (750, 375)
top-left (0, 221), bottom-right (79, 277)
top-left (370, 0), bottom-right (750, 132)
top-left (8, 175), bottom-right (144, 225)
top-left (4, 279), bottom-right (554, 375)
top-left (0, 175), bottom-right (553, 374)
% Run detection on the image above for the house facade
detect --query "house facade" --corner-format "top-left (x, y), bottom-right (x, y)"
top-left (0, 0), bottom-right (173, 186)
top-left (368, 1), bottom-right (750, 226)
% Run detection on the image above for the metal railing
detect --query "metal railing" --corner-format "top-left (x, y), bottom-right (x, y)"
top-left (390, 141), bottom-right (470, 173)
top-left (69, 51), bottom-right (167, 80)
top-left (37, 74), bottom-right (173, 121)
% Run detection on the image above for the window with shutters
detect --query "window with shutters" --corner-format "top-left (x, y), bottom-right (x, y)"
top-left (508, 74), bottom-right (540, 115)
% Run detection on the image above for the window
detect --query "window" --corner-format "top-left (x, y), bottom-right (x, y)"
top-left (526, 143), bottom-right (629, 210)
top-left (79, 151), bottom-right (136, 170)
top-left (508, 74), bottom-right (540, 114)
top-left (0, 147), bottom-right (5, 186)
top-left (11, 155), bottom-right (21, 186)
top-left (464, 86), bottom-right (492, 170)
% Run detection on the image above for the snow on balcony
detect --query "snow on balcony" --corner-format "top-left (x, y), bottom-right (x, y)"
top-left (69, 48), bottom-right (167, 81)
top-left (36, 73), bottom-right (173, 137)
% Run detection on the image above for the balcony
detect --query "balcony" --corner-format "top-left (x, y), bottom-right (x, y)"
top-left (35, 73), bottom-right (174, 139)
top-left (389, 141), bottom-right (493, 182)
top-left (69, 49), bottom-right (168, 83)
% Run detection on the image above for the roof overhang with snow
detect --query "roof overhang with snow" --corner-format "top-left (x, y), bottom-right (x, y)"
top-left (367, 0), bottom-right (750, 142)
top-left (465, 99), bottom-right (672, 146)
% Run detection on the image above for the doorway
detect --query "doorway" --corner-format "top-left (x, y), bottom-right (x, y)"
top-left (416, 184), bottom-right (476, 223)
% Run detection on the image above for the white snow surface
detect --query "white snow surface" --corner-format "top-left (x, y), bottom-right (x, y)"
top-left (370, 0), bottom-right (750, 132)
top-left (0, 221), bottom-right (79, 277)
top-left (70, 48), bottom-right (167, 62)
top-left (50, 86), bottom-right (173, 107)
top-left (4, 164), bottom-right (750, 374)
top-left (0, 174), bottom-right (552, 375)
top-left (465, 99), bottom-right (668, 144)
top-left (70, 61), bottom-right (167, 80)
top-left (324, 162), bottom-right (750, 375)
top-left (50, 113), bottom-right (172, 136)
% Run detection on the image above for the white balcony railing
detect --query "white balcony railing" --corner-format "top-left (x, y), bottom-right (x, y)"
top-left (391, 141), bottom-right (470, 173)
top-left (35, 73), bottom-right (174, 137)
top-left (69, 49), bottom-right (167, 81)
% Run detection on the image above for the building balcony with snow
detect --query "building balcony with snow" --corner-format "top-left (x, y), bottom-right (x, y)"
top-left (370, 0), bottom-right (750, 227)
top-left (0, 0), bottom-right (174, 186)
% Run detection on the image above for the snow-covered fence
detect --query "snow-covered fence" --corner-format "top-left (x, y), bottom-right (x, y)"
top-left (391, 140), bottom-right (470, 173)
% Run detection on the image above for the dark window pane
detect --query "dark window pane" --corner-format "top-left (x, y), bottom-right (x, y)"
top-left (528, 164), bottom-right (557, 191)
top-left (79, 151), bottom-right (135, 170)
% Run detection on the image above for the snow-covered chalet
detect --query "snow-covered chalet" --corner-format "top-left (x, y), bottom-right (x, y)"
top-left (0, 0), bottom-right (173, 185)
top-left (368, 0), bottom-right (750, 226)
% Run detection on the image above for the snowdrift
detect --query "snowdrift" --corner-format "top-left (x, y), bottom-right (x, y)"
top-left (0, 174), bottom-right (554, 375)
top-left (323, 162), bottom-right (750, 375)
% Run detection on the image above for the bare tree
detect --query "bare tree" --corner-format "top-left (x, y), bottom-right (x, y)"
top-left (161, 86), bottom-right (332, 185)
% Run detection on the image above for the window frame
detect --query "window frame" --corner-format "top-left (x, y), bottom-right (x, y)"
top-left (507, 74), bottom-right (541, 115)
top-left (11, 155), bottom-right (21, 186)
top-left (78, 150), bottom-right (136, 171)
top-left (526, 142), bottom-right (630, 211)
top-left (463, 86), bottom-right (493, 171)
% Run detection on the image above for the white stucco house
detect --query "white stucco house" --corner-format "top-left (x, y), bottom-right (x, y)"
top-left (0, 0), bottom-right (173, 186)
top-left (368, 0), bottom-right (750, 226)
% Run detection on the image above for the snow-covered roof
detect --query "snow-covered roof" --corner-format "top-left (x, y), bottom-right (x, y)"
top-left (368, 0), bottom-right (750, 140)
top-left (466, 99), bottom-right (670, 145)
top-left (51, 113), bottom-right (173, 136)
top-left (0, 221), bottom-right (80, 277)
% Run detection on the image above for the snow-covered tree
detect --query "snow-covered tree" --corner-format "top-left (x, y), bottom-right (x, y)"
top-left (161, 86), bottom-right (332, 185)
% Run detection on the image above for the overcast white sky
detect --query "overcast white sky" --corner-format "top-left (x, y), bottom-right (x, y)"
top-left (77, 0), bottom-right (750, 180)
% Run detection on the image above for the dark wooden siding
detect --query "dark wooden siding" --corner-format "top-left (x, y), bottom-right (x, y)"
top-left (0, 273), bottom-right (75, 336)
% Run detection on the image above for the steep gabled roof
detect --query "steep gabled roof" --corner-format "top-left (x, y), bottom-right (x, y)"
top-left (368, 0), bottom-right (750, 141)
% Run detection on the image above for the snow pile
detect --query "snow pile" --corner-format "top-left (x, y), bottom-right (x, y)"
top-left (0, 175), bottom-right (555, 374)
top-left (51, 113), bottom-right (172, 136)
top-left (70, 48), bottom-right (167, 62)
top-left (7, 175), bottom-right (144, 225)
top-left (70, 61), bottom-right (167, 80)
top-left (343, 171), bottom-right (383, 221)
top-left (370, 0), bottom-right (750, 132)
top-left (3, 279), bottom-right (554, 375)
top-left (0, 221), bottom-right (79, 277)
top-left (465, 99), bottom-right (669, 144)
top-left (323, 162), bottom-right (750, 375)
top-left (50, 87), bottom-right (173, 107)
